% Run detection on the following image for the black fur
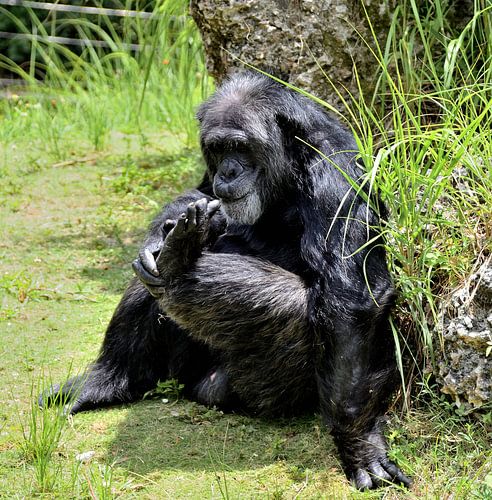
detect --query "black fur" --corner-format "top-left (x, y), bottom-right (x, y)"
top-left (40, 72), bottom-right (410, 490)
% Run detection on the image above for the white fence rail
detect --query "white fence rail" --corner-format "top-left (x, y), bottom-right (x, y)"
top-left (0, 0), bottom-right (155, 19)
top-left (0, 30), bottom-right (142, 51)
top-left (0, 1), bottom-right (158, 86)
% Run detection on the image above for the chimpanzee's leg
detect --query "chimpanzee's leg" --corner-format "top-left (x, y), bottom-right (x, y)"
top-left (40, 278), bottom-right (215, 413)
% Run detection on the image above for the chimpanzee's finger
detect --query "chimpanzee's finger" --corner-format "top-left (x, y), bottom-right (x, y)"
top-left (381, 459), bottom-right (412, 488)
top-left (186, 203), bottom-right (197, 229)
top-left (195, 198), bottom-right (208, 227)
top-left (132, 259), bottom-right (164, 286)
top-left (175, 213), bottom-right (187, 231)
top-left (163, 219), bottom-right (176, 232)
top-left (139, 247), bottom-right (158, 276)
top-left (206, 199), bottom-right (221, 217)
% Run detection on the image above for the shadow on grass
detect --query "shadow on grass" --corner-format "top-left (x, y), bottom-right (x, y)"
top-left (105, 399), bottom-right (339, 474)
top-left (13, 150), bottom-right (206, 296)
top-left (35, 230), bottom-right (141, 294)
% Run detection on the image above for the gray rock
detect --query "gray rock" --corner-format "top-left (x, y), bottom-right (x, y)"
top-left (75, 450), bottom-right (96, 463)
top-left (437, 264), bottom-right (492, 409)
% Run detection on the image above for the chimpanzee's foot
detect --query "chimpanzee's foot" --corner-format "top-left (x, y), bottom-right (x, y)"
top-left (335, 426), bottom-right (411, 490)
top-left (38, 376), bottom-right (84, 410)
top-left (39, 371), bottom-right (134, 414)
top-left (192, 367), bottom-right (235, 409)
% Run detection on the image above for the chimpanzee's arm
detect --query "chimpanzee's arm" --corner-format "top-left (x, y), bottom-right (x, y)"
top-left (133, 198), bottom-right (308, 347)
top-left (161, 252), bottom-right (308, 348)
top-left (316, 277), bottom-right (412, 490)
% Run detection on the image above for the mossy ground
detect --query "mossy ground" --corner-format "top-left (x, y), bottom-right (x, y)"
top-left (0, 138), bottom-right (490, 499)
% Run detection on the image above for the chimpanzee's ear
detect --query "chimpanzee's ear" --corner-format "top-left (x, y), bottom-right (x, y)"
top-left (274, 90), bottom-right (326, 155)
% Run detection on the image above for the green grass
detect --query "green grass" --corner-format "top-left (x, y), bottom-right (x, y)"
top-left (0, 0), bottom-right (211, 162)
top-left (0, 0), bottom-right (491, 497)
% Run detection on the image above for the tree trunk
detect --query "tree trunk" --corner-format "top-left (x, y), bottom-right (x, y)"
top-left (190, 0), bottom-right (396, 109)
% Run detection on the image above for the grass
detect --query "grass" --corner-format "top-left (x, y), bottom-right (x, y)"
top-left (325, 1), bottom-right (492, 398)
top-left (0, 0), bottom-right (211, 162)
top-left (0, 0), bottom-right (491, 497)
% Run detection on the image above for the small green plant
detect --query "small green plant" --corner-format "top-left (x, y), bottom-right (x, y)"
top-left (143, 378), bottom-right (185, 401)
top-left (0, 271), bottom-right (40, 303)
top-left (80, 95), bottom-right (112, 151)
top-left (270, 435), bottom-right (287, 461)
top-left (214, 471), bottom-right (231, 500)
top-left (288, 465), bottom-right (307, 483)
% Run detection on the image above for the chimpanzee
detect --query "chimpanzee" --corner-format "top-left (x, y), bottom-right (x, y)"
top-left (41, 72), bottom-right (410, 490)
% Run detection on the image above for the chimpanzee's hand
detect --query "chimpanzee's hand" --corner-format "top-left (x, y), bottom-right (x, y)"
top-left (157, 198), bottom-right (222, 258)
top-left (131, 217), bottom-right (177, 298)
top-left (137, 219), bottom-right (177, 277)
top-left (132, 199), bottom-right (222, 298)
top-left (337, 428), bottom-right (411, 490)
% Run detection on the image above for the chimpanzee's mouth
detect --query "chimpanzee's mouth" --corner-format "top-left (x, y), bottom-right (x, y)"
top-left (219, 191), bottom-right (250, 204)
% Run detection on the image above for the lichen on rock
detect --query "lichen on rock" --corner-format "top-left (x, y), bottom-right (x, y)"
top-left (437, 264), bottom-right (492, 410)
